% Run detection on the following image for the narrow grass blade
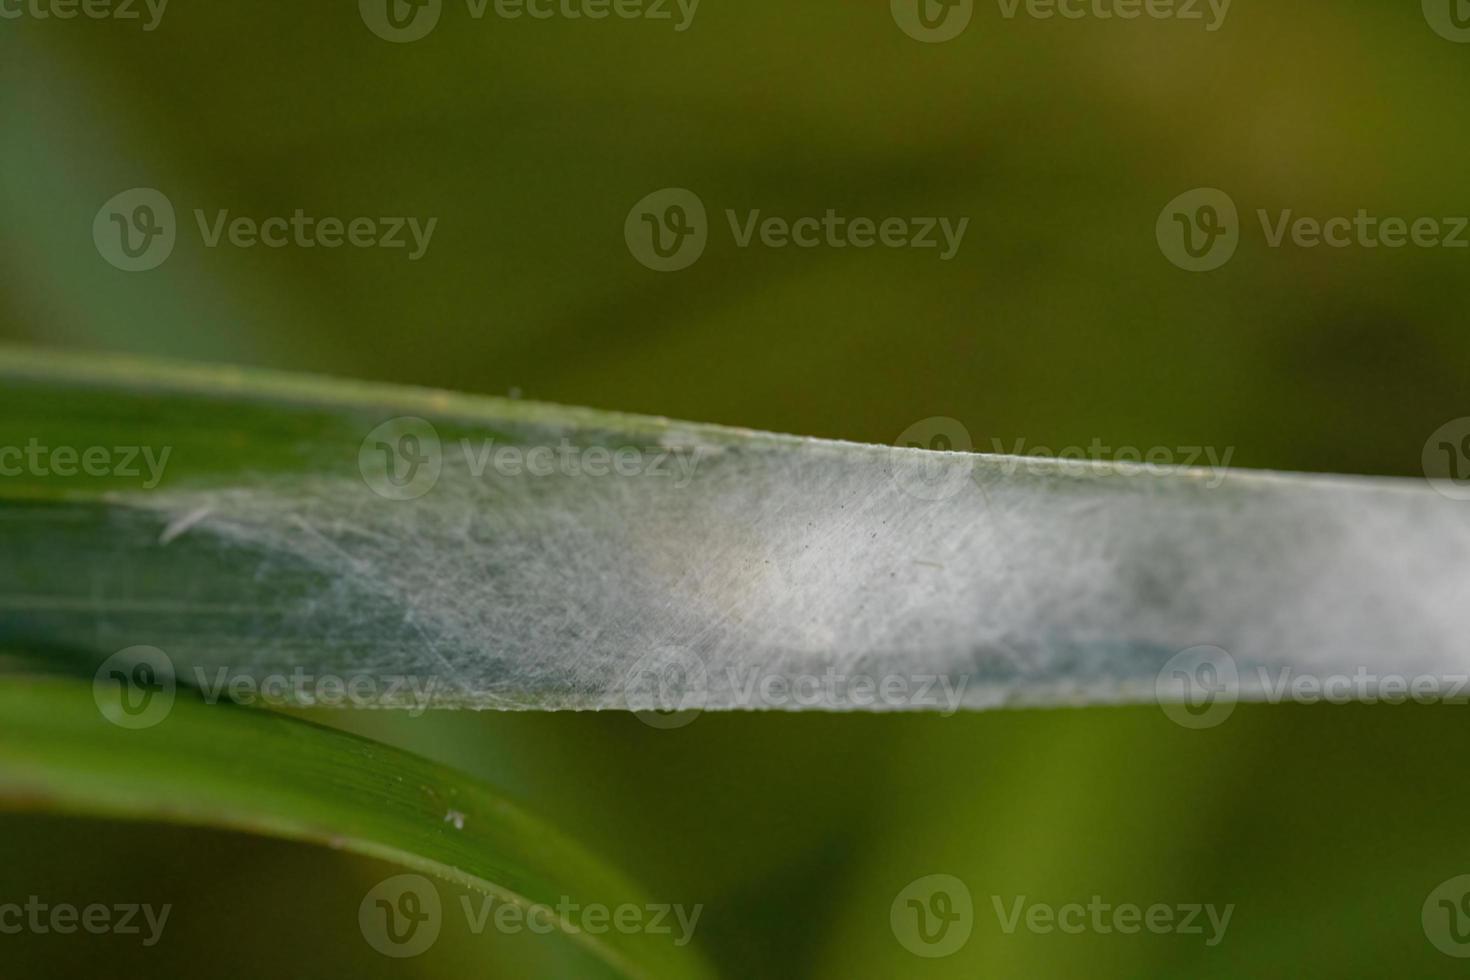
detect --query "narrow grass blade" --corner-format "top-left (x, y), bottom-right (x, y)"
top-left (1, 346), bottom-right (1467, 712)
top-left (0, 675), bottom-right (713, 979)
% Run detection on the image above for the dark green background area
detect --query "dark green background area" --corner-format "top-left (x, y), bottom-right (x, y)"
top-left (3, 0), bottom-right (1469, 976)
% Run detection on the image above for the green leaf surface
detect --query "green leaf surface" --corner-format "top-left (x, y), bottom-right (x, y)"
top-left (0, 674), bottom-right (713, 980)
top-left (2, 345), bottom-right (1468, 716)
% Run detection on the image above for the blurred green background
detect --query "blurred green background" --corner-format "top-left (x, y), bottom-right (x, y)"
top-left (4, 0), bottom-right (1470, 975)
